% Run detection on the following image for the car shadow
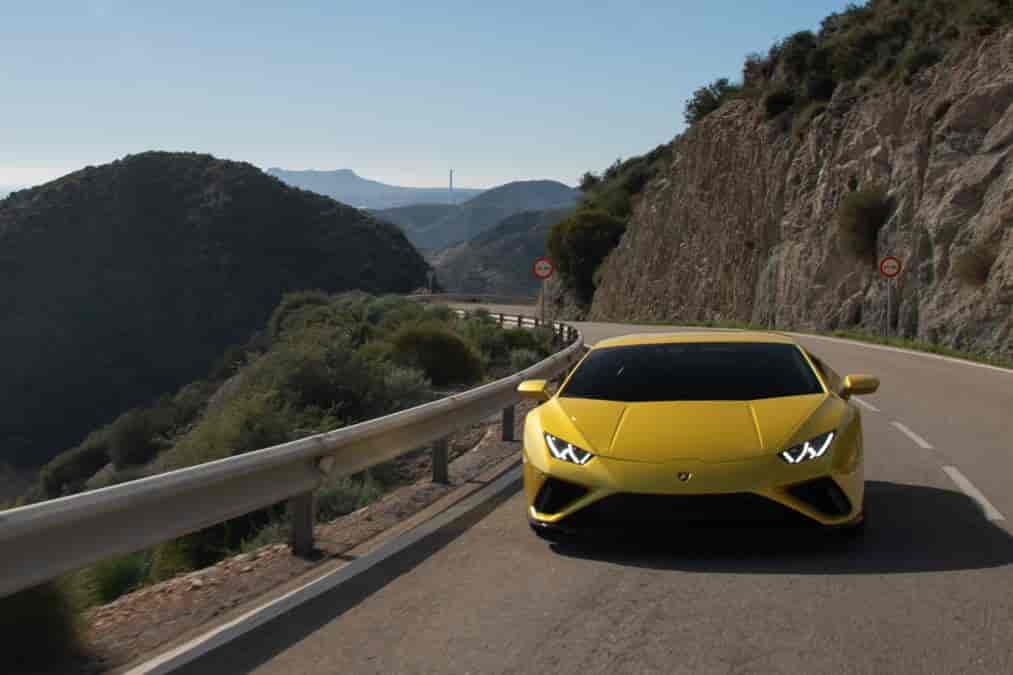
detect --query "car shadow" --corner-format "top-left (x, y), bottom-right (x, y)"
top-left (550, 481), bottom-right (1013, 574)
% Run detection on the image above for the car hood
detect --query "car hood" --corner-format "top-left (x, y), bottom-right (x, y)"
top-left (548, 394), bottom-right (830, 462)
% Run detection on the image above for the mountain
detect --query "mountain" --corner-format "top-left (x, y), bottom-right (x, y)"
top-left (266, 168), bottom-right (484, 209)
top-left (0, 152), bottom-right (431, 468)
top-left (375, 180), bottom-right (580, 250)
top-left (548, 12), bottom-right (1012, 360)
top-left (430, 208), bottom-right (572, 296)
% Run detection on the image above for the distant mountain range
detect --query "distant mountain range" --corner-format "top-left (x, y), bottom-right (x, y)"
top-left (373, 180), bottom-right (579, 250)
top-left (430, 208), bottom-right (573, 296)
top-left (266, 168), bottom-right (484, 209)
top-left (0, 152), bottom-right (430, 469)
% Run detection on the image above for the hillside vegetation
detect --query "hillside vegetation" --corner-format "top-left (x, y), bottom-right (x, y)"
top-left (431, 208), bottom-right (573, 295)
top-left (684, 0), bottom-right (1013, 126)
top-left (3, 291), bottom-right (558, 668)
top-left (0, 152), bottom-right (431, 471)
top-left (376, 180), bottom-right (580, 250)
top-left (547, 145), bottom-right (672, 306)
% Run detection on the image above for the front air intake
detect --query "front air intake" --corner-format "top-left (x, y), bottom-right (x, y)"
top-left (533, 477), bottom-right (588, 514)
top-left (787, 477), bottom-right (852, 517)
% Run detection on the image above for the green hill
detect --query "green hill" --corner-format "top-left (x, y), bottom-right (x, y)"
top-left (431, 208), bottom-right (573, 296)
top-left (375, 180), bottom-right (579, 250)
top-left (0, 152), bottom-right (430, 469)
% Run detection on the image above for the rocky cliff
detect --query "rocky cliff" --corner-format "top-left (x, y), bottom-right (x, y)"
top-left (587, 28), bottom-right (1012, 359)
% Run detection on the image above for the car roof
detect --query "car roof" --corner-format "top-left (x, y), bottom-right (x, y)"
top-left (592, 330), bottom-right (800, 350)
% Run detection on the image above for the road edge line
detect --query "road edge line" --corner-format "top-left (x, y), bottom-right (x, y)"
top-left (122, 463), bottom-right (523, 675)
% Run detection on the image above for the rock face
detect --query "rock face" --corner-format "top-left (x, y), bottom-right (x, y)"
top-left (590, 29), bottom-right (1012, 359)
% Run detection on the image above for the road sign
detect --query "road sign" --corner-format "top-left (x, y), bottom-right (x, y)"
top-left (879, 256), bottom-right (902, 278)
top-left (533, 256), bottom-right (555, 280)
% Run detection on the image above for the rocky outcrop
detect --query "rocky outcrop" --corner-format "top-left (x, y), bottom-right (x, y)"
top-left (590, 29), bottom-right (1012, 359)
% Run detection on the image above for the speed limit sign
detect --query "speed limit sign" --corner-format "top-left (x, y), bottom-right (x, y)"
top-left (533, 256), bottom-right (555, 280)
top-left (879, 256), bottom-right (902, 278)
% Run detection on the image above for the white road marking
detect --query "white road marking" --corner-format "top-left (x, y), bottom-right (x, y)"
top-left (943, 466), bottom-right (1006, 521)
top-left (784, 332), bottom-right (1013, 375)
top-left (891, 421), bottom-right (934, 449)
top-left (854, 398), bottom-right (880, 413)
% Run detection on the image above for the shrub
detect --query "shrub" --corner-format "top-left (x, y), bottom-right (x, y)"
top-left (82, 552), bottom-right (149, 604)
top-left (837, 186), bottom-right (892, 257)
top-left (106, 409), bottom-right (163, 468)
top-left (40, 438), bottom-right (109, 497)
top-left (240, 519), bottom-right (288, 553)
top-left (792, 102), bottom-right (829, 138)
top-left (509, 349), bottom-right (543, 372)
top-left (389, 321), bottom-right (484, 385)
top-left (903, 46), bottom-right (943, 78)
top-left (578, 171), bottom-right (600, 191)
top-left (684, 78), bottom-right (741, 125)
top-left (763, 87), bottom-right (797, 118)
top-left (381, 366), bottom-right (433, 411)
top-left (316, 472), bottom-right (385, 522)
top-left (504, 327), bottom-right (542, 352)
top-left (951, 244), bottom-right (997, 286)
top-left (547, 209), bottom-right (626, 304)
top-left (0, 581), bottom-right (86, 669)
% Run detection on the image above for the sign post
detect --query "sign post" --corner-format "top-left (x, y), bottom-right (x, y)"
top-left (879, 255), bottom-right (902, 336)
top-left (532, 256), bottom-right (555, 322)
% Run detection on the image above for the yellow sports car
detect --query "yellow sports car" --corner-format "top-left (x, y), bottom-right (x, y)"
top-left (518, 331), bottom-right (879, 541)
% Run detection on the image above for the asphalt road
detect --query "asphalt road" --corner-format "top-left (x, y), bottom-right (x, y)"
top-left (178, 310), bottom-right (1013, 675)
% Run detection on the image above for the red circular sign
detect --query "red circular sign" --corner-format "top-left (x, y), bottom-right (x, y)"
top-left (879, 256), bottom-right (902, 279)
top-left (532, 256), bottom-right (555, 280)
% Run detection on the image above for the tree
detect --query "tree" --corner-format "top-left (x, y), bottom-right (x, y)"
top-left (684, 78), bottom-right (740, 125)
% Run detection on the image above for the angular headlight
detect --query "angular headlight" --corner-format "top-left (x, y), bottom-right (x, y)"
top-left (779, 431), bottom-right (835, 464)
top-left (544, 432), bottom-right (593, 465)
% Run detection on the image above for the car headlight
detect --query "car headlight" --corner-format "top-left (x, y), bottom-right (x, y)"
top-left (544, 432), bottom-right (593, 465)
top-left (779, 431), bottom-right (835, 464)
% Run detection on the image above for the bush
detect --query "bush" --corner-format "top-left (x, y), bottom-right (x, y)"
top-left (40, 438), bottom-right (109, 497)
top-left (951, 244), bottom-right (997, 286)
top-left (389, 321), bottom-right (484, 386)
top-left (547, 209), bottom-right (626, 304)
top-left (763, 87), bottom-right (797, 118)
top-left (792, 102), bottom-right (829, 138)
top-left (684, 78), bottom-right (741, 125)
top-left (837, 186), bottom-right (892, 257)
top-left (903, 46), bottom-right (943, 79)
top-left (106, 409), bottom-right (163, 468)
top-left (381, 366), bottom-right (433, 410)
top-left (0, 581), bottom-right (86, 669)
top-left (316, 472), bottom-right (385, 522)
top-left (509, 349), bottom-right (543, 372)
top-left (83, 552), bottom-right (148, 604)
top-left (578, 171), bottom-right (600, 191)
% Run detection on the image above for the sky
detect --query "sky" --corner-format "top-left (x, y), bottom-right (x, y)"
top-left (2, 1), bottom-right (851, 190)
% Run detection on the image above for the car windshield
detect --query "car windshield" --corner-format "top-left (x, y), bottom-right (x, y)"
top-left (560, 341), bottom-right (823, 402)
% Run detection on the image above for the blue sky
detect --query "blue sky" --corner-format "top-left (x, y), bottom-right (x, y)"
top-left (2, 1), bottom-right (850, 189)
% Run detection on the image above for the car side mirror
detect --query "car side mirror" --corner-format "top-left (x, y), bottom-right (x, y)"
top-left (518, 379), bottom-right (550, 402)
top-left (840, 374), bottom-right (879, 399)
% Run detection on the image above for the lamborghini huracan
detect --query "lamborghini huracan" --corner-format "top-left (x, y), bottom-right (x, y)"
top-left (518, 332), bottom-right (879, 541)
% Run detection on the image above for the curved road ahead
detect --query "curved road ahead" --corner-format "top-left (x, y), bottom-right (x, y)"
top-left (179, 309), bottom-right (1013, 674)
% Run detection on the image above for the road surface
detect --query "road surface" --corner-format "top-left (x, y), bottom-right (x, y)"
top-left (177, 310), bottom-right (1013, 674)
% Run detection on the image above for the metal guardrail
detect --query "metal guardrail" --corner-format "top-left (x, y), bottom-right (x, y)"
top-left (0, 313), bottom-right (581, 599)
top-left (409, 293), bottom-right (538, 306)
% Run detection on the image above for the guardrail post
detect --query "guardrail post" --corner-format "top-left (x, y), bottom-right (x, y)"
top-left (432, 438), bottom-right (449, 484)
top-left (498, 313), bottom-right (504, 325)
top-left (502, 405), bottom-right (515, 442)
top-left (535, 317), bottom-right (541, 328)
top-left (288, 492), bottom-right (316, 557)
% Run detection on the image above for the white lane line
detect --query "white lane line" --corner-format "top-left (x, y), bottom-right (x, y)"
top-left (943, 466), bottom-right (1006, 521)
top-left (785, 332), bottom-right (1013, 375)
top-left (854, 398), bottom-right (880, 413)
top-left (891, 421), bottom-right (934, 449)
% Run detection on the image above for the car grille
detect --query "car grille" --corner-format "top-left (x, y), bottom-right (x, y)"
top-left (558, 492), bottom-right (816, 529)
